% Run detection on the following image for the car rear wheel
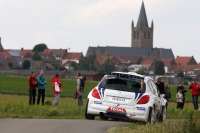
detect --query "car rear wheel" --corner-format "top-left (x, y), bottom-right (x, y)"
top-left (99, 112), bottom-right (108, 120)
top-left (85, 99), bottom-right (95, 120)
top-left (160, 106), bottom-right (166, 122)
top-left (147, 107), bottom-right (155, 124)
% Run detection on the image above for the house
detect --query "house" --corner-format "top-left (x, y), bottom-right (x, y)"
top-left (43, 49), bottom-right (68, 60)
top-left (62, 52), bottom-right (84, 65)
top-left (175, 56), bottom-right (197, 66)
top-left (82, 72), bottom-right (104, 81)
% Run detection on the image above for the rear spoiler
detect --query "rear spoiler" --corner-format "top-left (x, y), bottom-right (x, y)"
top-left (104, 72), bottom-right (144, 80)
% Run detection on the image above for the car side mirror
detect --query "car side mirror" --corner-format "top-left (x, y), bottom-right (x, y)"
top-left (161, 94), bottom-right (165, 98)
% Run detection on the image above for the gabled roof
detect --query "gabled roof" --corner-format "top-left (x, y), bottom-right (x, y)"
top-left (0, 51), bottom-right (11, 58)
top-left (121, 56), bottom-right (141, 64)
top-left (136, 2), bottom-right (149, 27)
top-left (87, 46), bottom-right (175, 59)
top-left (39, 53), bottom-right (57, 62)
top-left (141, 58), bottom-right (154, 66)
top-left (171, 65), bottom-right (196, 72)
top-left (43, 49), bottom-right (67, 58)
top-left (20, 50), bottom-right (34, 57)
top-left (95, 56), bottom-right (113, 64)
top-left (7, 50), bottom-right (21, 56)
top-left (63, 52), bottom-right (83, 60)
top-left (161, 58), bottom-right (176, 66)
top-left (175, 56), bottom-right (197, 65)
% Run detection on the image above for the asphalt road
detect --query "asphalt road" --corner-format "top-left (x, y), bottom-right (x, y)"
top-left (0, 119), bottom-right (129, 133)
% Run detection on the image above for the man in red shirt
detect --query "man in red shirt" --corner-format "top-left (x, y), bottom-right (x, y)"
top-left (51, 73), bottom-right (62, 106)
top-left (189, 80), bottom-right (199, 110)
top-left (29, 72), bottom-right (38, 105)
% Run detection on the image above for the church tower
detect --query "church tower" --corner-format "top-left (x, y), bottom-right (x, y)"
top-left (0, 37), bottom-right (4, 51)
top-left (131, 2), bottom-right (153, 48)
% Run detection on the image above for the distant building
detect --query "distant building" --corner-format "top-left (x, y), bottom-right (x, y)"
top-left (86, 2), bottom-right (175, 60)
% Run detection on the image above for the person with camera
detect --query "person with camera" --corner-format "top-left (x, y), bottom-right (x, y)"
top-left (156, 77), bottom-right (165, 94)
top-left (177, 81), bottom-right (187, 109)
top-left (189, 80), bottom-right (199, 110)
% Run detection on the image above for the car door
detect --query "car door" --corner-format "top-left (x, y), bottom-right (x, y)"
top-left (147, 80), bottom-right (161, 110)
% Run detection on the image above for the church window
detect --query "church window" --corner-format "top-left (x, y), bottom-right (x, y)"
top-left (144, 31), bottom-right (146, 39)
top-left (134, 31), bottom-right (136, 39)
top-left (148, 32), bottom-right (150, 39)
top-left (137, 31), bottom-right (139, 39)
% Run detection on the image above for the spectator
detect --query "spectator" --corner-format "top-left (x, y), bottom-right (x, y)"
top-left (177, 81), bottom-right (187, 109)
top-left (76, 73), bottom-right (84, 106)
top-left (37, 70), bottom-right (47, 106)
top-left (52, 73), bottom-right (62, 106)
top-left (156, 77), bottom-right (165, 94)
top-left (189, 80), bottom-right (199, 110)
top-left (176, 89), bottom-right (183, 109)
top-left (29, 72), bottom-right (38, 105)
top-left (164, 83), bottom-right (171, 108)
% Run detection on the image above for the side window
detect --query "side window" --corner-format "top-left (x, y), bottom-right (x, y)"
top-left (147, 80), bottom-right (156, 95)
top-left (99, 78), bottom-right (107, 88)
top-left (150, 80), bottom-right (159, 96)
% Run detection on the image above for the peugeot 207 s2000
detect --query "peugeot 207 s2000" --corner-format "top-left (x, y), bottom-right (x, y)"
top-left (85, 72), bottom-right (167, 123)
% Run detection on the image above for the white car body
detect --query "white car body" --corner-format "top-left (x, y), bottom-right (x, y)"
top-left (85, 72), bottom-right (167, 123)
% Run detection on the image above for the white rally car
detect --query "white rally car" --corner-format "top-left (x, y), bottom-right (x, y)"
top-left (85, 72), bottom-right (167, 123)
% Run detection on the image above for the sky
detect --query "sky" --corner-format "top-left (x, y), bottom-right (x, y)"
top-left (0, 0), bottom-right (200, 62)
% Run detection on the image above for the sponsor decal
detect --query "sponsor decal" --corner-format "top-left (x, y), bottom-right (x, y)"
top-left (133, 106), bottom-right (136, 109)
top-left (107, 107), bottom-right (126, 113)
top-left (94, 101), bottom-right (102, 104)
top-left (130, 114), bottom-right (133, 118)
top-left (98, 87), bottom-right (106, 98)
top-left (136, 107), bottom-right (146, 110)
top-left (135, 93), bottom-right (143, 101)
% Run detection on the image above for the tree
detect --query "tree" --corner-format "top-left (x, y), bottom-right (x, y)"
top-left (177, 71), bottom-right (184, 78)
top-left (8, 62), bottom-right (13, 69)
top-left (79, 54), bottom-right (96, 71)
top-left (32, 51), bottom-right (42, 61)
top-left (154, 60), bottom-right (165, 75)
top-left (136, 68), bottom-right (148, 75)
top-left (97, 59), bottom-right (116, 73)
top-left (122, 68), bottom-right (129, 72)
top-left (33, 43), bottom-right (48, 52)
top-left (22, 60), bottom-right (31, 69)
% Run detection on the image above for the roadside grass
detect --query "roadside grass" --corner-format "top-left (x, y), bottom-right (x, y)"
top-left (0, 94), bottom-right (86, 119)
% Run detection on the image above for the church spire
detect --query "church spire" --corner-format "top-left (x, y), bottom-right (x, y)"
top-left (0, 37), bottom-right (4, 51)
top-left (136, 1), bottom-right (149, 27)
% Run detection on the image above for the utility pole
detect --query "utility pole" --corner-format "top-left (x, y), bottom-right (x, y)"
top-left (68, 48), bottom-right (70, 79)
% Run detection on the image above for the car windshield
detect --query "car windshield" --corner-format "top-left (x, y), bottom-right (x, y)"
top-left (99, 75), bottom-right (146, 93)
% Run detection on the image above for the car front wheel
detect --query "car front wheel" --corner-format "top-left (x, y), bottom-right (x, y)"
top-left (85, 99), bottom-right (95, 120)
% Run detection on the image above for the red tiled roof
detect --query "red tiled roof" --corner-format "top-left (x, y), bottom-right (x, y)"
top-left (96, 56), bottom-right (113, 63)
top-left (114, 56), bottom-right (127, 63)
top-left (161, 58), bottom-right (173, 66)
top-left (0, 51), bottom-right (11, 58)
top-left (141, 59), bottom-right (154, 65)
top-left (63, 52), bottom-right (83, 60)
top-left (175, 56), bottom-right (194, 65)
top-left (20, 50), bottom-right (34, 56)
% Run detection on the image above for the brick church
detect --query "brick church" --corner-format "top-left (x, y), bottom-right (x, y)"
top-left (86, 2), bottom-right (174, 59)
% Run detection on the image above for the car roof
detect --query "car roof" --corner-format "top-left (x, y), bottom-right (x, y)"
top-left (104, 71), bottom-right (150, 81)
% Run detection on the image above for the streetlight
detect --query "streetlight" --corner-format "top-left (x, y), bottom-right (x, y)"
top-left (68, 48), bottom-right (70, 79)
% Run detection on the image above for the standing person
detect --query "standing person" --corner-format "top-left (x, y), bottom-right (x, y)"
top-left (37, 70), bottom-right (47, 106)
top-left (52, 73), bottom-right (62, 106)
top-left (76, 73), bottom-right (84, 106)
top-left (177, 81), bottom-right (187, 109)
top-left (164, 83), bottom-right (171, 108)
top-left (176, 89), bottom-right (183, 109)
top-left (29, 72), bottom-right (38, 105)
top-left (189, 80), bottom-right (199, 110)
top-left (156, 77), bottom-right (165, 94)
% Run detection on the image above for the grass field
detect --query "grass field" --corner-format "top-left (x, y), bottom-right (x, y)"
top-left (0, 75), bottom-right (199, 102)
top-left (1, 75), bottom-right (200, 133)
